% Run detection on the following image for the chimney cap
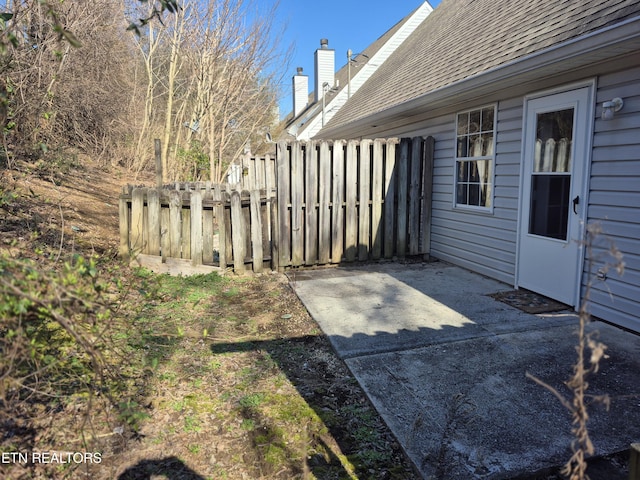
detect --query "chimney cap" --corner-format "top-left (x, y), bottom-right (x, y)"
top-left (296, 67), bottom-right (304, 75)
top-left (320, 38), bottom-right (329, 48)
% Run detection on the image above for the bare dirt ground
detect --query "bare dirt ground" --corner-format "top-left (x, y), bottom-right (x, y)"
top-left (1, 154), bottom-right (128, 256)
top-left (1, 158), bottom-right (419, 479)
top-left (1, 157), bottom-right (631, 480)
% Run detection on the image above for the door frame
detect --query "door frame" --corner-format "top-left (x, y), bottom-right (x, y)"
top-left (515, 79), bottom-right (596, 309)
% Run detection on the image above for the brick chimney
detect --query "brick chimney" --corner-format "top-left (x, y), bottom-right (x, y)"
top-left (314, 38), bottom-right (335, 103)
top-left (292, 67), bottom-right (308, 118)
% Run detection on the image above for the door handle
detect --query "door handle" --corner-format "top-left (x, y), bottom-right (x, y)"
top-left (572, 195), bottom-right (580, 214)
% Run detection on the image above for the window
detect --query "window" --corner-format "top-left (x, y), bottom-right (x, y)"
top-left (455, 106), bottom-right (495, 209)
top-left (528, 108), bottom-right (574, 240)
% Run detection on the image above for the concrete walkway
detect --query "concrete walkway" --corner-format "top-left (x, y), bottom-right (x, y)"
top-left (289, 261), bottom-right (640, 479)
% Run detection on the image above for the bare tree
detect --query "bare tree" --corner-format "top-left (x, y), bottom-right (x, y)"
top-left (129, 1), bottom-right (166, 173)
top-left (1, 0), bottom-right (139, 165)
top-left (1, 0), bottom-right (287, 179)
top-left (159, 0), bottom-right (188, 180)
top-left (186, 0), bottom-right (284, 182)
top-left (129, 0), bottom-right (286, 182)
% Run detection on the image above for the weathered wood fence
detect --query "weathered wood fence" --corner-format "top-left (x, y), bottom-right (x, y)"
top-left (225, 153), bottom-right (276, 190)
top-left (119, 183), bottom-right (275, 275)
top-left (275, 137), bottom-right (434, 268)
top-left (119, 137), bottom-right (434, 275)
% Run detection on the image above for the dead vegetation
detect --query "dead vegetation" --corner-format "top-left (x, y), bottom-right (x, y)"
top-left (1, 158), bottom-right (419, 479)
top-left (525, 223), bottom-right (626, 480)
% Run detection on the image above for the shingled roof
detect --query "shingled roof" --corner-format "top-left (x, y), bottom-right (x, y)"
top-left (321, 0), bottom-right (640, 135)
top-left (284, 2), bottom-right (433, 139)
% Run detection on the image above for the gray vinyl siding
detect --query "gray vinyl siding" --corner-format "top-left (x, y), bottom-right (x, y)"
top-left (391, 70), bottom-right (639, 333)
top-left (408, 98), bottom-right (523, 285)
top-left (585, 67), bottom-right (640, 332)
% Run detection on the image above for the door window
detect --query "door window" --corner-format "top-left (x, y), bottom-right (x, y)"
top-left (528, 108), bottom-right (574, 240)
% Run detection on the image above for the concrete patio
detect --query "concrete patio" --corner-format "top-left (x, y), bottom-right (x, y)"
top-left (289, 260), bottom-right (640, 479)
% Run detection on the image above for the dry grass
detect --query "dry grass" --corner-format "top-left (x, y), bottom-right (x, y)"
top-left (1, 159), bottom-right (418, 479)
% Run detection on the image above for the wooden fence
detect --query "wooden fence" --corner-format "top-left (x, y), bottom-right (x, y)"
top-left (226, 153), bottom-right (276, 190)
top-left (119, 183), bottom-right (275, 275)
top-left (119, 137), bottom-right (434, 275)
top-left (275, 137), bottom-right (434, 268)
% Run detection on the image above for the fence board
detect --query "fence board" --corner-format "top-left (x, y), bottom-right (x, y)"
top-left (255, 156), bottom-right (265, 192)
top-left (277, 142), bottom-right (291, 269)
top-left (202, 193), bottom-right (214, 264)
top-left (270, 196), bottom-right (279, 271)
top-left (344, 140), bottom-right (358, 262)
top-left (224, 191), bottom-right (233, 265)
top-left (291, 142), bottom-right (304, 266)
top-left (305, 141), bottom-right (318, 265)
top-left (264, 153), bottom-right (275, 261)
top-left (265, 154), bottom-right (275, 198)
top-left (131, 188), bottom-right (144, 255)
top-left (230, 190), bottom-right (245, 273)
top-left (242, 191), bottom-right (252, 262)
top-left (181, 206), bottom-right (191, 259)
top-left (147, 189), bottom-right (161, 256)
top-left (371, 139), bottom-right (384, 259)
top-left (169, 190), bottom-right (182, 258)
top-left (396, 138), bottom-right (410, 258)
top-left (331, 140), bottom-right (345, 263)
top-left (358, 139), bottom-right (371, 261)
top-left (190, 190), bottom-right (203, 266)
top-left (119, 188), bottom-right (130, 258)
top-left (161, 204), bottom-right (170, 262)
top-left (260, 198), bottom-right (270, 264)
top-left (318, 141), bottom-right (332, 264)
top-left (422, 136), bottom-right (435, 256)
top-left (384, 141), bottom-right (397, 258)
top-left (241, 154), bottom-right (252, 190)
top-left (250, 189), bottom-right (264, 273)
top-left (409, 137), bottom-right (422, 255)
top-left (213, 186), bottom-right (226, 269)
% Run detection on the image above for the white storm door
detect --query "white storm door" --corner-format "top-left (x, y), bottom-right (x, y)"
top-left (517, 87), bottom-right (591, 306)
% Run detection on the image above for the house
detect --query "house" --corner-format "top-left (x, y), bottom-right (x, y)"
top-left (317, 0), bottom-right (640, 333)
top-left (283, 2), bottom-right (434, 141)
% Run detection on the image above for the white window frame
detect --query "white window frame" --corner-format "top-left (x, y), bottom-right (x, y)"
top-left (453, 104), bottom-right (497, 213)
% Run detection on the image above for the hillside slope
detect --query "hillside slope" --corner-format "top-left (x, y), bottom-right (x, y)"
top-left (1, 159), bottom-right (420, 479)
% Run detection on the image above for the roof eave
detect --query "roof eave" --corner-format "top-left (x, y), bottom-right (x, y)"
top-left (319, 15), bottom-right (640, 139)
top-left (293, 1), bottom-right (436, 140)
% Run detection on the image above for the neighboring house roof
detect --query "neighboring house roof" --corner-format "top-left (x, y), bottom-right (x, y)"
top-left (284, 1), bottom-right (433, 140)
top-left (319, 0), bottom-right (640, 138)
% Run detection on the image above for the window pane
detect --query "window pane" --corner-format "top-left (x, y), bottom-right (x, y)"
top-left (457, 113), bottom-right (469, 135)
top-left (457, 161), bottom-right (469, 182)
top-left (482, 133), bottom-right (494, 156)
top-left (481, 186), bottom-right (489, 207)
top-left (529, 174), bottom-right (570, 240)
top-left (555, 138), bottom-right (571, 172)
top-left (455, 107), bottom-right (495, 209)
top-left (468, 184), bottom-right (480, 205)
top-left (477, 160), bottom-right (490, 184)
top-left (469, 134), bottom-right (482, 157)
top-left (535, 108), bottom-right (574, 173)
top-left (469, 110), bottom-right (480, 133)
top-left (457, 183), bottom-right (468, 204)
top-left (469, 161), bottom-right (479, 182)
top-left (457, 137), bottom-right (468, 157)
top-left (481, 107), bottom-right (494, 132)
